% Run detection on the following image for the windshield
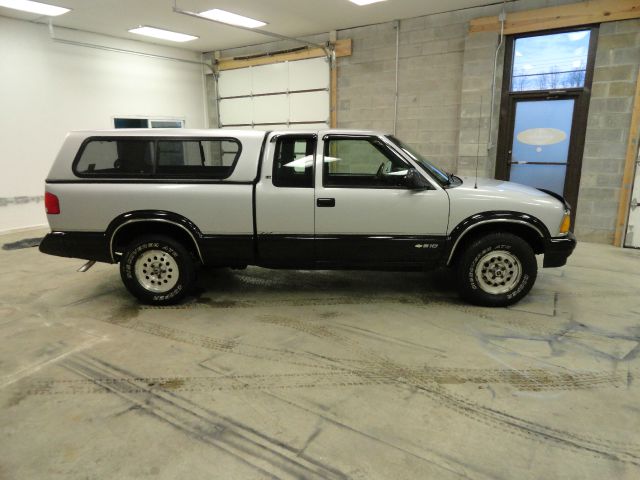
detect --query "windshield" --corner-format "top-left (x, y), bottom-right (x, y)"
top-left (386, 135), bottom-right (450, 186)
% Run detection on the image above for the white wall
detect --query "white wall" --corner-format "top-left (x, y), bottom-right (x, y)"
top-left (0, 16), bottom-right (207, 232)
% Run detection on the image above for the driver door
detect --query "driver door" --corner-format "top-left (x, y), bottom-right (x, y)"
top-left (314, 134), bottom-right (449, 268)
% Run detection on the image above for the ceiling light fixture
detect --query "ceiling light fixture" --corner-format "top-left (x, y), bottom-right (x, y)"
top-left (349, 0), bottom-right (387, 5)
top-left (197, 8), bottom-right (266, 28)
top-left (128, 26), bottom-right (198, 43)
top-left (0, 0), bottom-right (70, 16)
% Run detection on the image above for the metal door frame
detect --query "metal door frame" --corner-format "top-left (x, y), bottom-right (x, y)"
top-left (496, 26), bottom-right (599, 227)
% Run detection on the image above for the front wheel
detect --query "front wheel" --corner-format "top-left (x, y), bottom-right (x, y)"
top-left (119, 235), bottom-right (196, 305)
top-left (456, 233), bottom-right (537, 307)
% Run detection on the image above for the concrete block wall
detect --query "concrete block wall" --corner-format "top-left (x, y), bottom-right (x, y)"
top-left (337, 10), bottom-right (487, 173)
top-left (209, 0), bottom-right (638, 244)
top-left (576, 19), bottom-right (640, 243)
top-left (456, 30), bottom-right (502, 178)
top-left (336, 0), bottom-right (577, 175)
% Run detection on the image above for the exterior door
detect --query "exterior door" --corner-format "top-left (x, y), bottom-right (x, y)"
top-left (624, 145), bottom-right (640, 248)
top-left (506, 97), bottom-right (576, 196)
top-left (497, 27), bottom-right (598, 226)
top-left (313, 134), bottom-right (449, 268)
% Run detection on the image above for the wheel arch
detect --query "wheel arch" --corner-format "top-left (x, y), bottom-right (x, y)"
top-left (107, 211), bottom-right (204, 263)
top-left (446, 212), bottom-right (549, 266)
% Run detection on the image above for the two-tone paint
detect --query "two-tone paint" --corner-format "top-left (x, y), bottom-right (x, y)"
top-left (40, 128), bottom-right (576, 271)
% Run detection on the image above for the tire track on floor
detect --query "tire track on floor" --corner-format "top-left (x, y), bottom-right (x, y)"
top-left (258, 315), bottom-right (640, 466)
top-left (62, 354), bottom-right (349, 480)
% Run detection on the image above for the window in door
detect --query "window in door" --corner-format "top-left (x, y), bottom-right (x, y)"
top-left (511, 30), bottom-right (591, 92)
top-left (272, 136), bottom-right (315, 188)
top-left (323, 137), bottom-right (409, 188)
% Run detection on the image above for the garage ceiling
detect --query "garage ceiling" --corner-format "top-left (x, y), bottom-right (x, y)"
top-left (0, 0), bottom-right (506, 52)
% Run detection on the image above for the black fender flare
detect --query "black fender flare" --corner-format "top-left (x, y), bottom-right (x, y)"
top-left (106, 210), bottom-right (204, 263)
top-left (446, 211), bottom-right (550, 265)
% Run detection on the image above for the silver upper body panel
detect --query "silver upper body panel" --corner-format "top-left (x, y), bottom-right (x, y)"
top-left (45, 128), bottom-right (566, 237)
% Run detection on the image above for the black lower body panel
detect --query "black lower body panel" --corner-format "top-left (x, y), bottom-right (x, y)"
top-left (315, 234), bottom-right (446, 270)
top-left (256, 234), bottom-right (315, 269)
top-left (39, 231), bottom-right (112, 263)
top-left (543, 232), bottom-right (577, 268)
top-left (200, 235), bottom-right (255, 266)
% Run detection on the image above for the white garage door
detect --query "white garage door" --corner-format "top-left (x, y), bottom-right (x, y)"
top-left (217, 57), bottom-right (330, 131)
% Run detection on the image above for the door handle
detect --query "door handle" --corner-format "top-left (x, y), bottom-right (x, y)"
top-left (317, 198), bottom-right (335, 207)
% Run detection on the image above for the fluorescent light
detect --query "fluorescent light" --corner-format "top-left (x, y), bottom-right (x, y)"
top-left (0, 0), bottom-right (70, 16)
top-left (197, 8), bottom-right (266, 28)
top-left (350, 0), bottom-right (386, 5)
top-left (128, 26), bottom-right (198, 43)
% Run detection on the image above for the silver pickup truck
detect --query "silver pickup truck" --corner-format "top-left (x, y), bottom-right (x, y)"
top-left (40, 128), bottom-right (575, 307)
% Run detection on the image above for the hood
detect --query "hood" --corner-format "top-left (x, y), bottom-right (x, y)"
top-left (447, 176), bottom-right (562, 205)
top-left (446, 176), bottom-right (566, 236)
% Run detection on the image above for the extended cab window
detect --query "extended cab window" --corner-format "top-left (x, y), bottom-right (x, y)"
top-left (273, 136), bottom-right (315, 188)
top-left (323, 137), bottom-right (410, 188)
top-left (156, 139), bottom-right (240, 178)
top-left (75, 139), bottom-right (153, 176)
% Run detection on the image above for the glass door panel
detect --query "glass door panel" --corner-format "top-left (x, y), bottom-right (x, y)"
top-left (509, 99), bottom-right (575, 195)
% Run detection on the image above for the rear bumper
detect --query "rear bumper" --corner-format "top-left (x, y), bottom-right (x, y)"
top-left (543, 232), bottom-right (576, 268)
top-left (39, 231), bottom-right (112, 263)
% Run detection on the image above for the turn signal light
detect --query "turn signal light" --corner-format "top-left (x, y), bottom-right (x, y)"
top-left (559, 213), bottom-right (571, 234)
top-left (45, 192), bottom-right (60, 214)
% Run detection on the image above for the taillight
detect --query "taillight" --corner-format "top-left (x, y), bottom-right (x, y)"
top-left (45, 192), bottom-right (60, 214)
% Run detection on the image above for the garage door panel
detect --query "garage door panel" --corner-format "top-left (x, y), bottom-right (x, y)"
top-left (254, 95), bottom-right (289, 124)
top-left (218, 69), bottom-right (252, 97)
top-left (290, 91), bottom-right (329, 123)
top-left (294, 123), bottom-right (329, 129)
top-left (219, 97), bottom-right (252, 126)
top-left (289, 57), bottom-right (329, 90)
top-left (218, 57), bottom-right (330, 128)
top-left (251, 63), bottom-right (289, 94)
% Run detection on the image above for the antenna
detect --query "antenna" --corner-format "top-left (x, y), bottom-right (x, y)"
top-left (474, 96), bottom-right (483, 189)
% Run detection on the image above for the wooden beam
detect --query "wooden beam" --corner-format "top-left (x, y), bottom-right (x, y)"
top-left (217, 39), bottom-right (352, 71)
top-left (470, 0), bottom-right (640, 35)
top-left (614, 67), bottom-right (640, 247)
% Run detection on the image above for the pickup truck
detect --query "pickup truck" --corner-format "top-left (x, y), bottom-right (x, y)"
top-left (40, 129), bottom-right (576, 307)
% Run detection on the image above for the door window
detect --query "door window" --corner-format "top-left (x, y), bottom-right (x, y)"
top-left (272, 136), bottom-right (315, 188)
top-left (323, 137), bottom-right (409, 188)
top-left (509, 99), bottom-right (575, 195)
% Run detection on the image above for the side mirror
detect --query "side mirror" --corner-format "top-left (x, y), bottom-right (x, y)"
top-left (404, 168), bottom-right (430, 190)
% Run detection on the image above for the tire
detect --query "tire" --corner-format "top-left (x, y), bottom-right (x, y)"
top-left (119, 235), bottom-right (196, 305)
top-left (456, 232), bottom-right (537, 307)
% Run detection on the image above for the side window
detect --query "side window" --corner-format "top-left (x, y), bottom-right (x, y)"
top-left (323, 137), bottom-right (409, 188)
top-left (75, 139), bottom-right (153, 176)
top-left (156, 139), bottom-right (240, 178)
top-left (272, 136), bottom-right (315, 188)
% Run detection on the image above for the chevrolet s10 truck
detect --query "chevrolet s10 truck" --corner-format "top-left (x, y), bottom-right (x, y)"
top-left (40, 129), bottom-right (576, 307)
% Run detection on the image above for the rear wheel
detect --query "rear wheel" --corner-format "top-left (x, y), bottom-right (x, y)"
top-left (456, 233), bottom-right (537, 307)
top-left (119, 235), bottom-right (196, 305)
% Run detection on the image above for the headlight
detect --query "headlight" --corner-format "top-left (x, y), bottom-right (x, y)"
top-left (559, 212), bottom-right (571, 234)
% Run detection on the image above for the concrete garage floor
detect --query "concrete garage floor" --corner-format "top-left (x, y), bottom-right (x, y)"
top-left (1, 229), bottom-right (640, 480)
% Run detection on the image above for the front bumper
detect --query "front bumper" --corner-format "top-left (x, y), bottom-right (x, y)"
top-left (39, 231), bottom-right (112, 263)
top-left (543, 232), bottom-right (576, 268)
